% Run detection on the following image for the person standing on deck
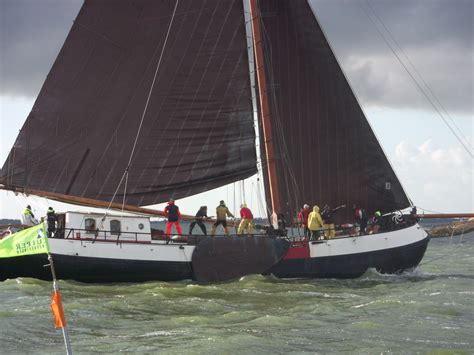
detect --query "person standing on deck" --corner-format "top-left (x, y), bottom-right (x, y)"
top-left (210, 200), bottom-right (234, 236)
top-left (308, 205), bottom-right (324, 241)
top-left (277, 214), bottom-right (288, 236)
top-left (297, 204), bottom-right (311, 238)
top-left (189, 206), bottom-right (208, 235)
top-left (353, 205), bottom-right (368, 235)
top-left (46, 207), bottom-right (57, 237)
top-left (371, 210), bottom-right (384, 234)
top-left (238, 204), bottom-right (254, 235)
top-left (164, 199), bottom-right (182, 240)
top-left (321, 204), bottom-right (346, 239)
top-left (21, 205), bottom-right (38, 226)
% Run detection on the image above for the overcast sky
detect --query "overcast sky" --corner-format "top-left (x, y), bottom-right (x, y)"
top-left (0, 0), bottom-right (472, 219)
top-left (313, 0), bottom-right (473, 115)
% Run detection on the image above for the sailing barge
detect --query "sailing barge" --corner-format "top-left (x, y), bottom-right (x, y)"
top-left (0, 0), bottom-right (429, 283)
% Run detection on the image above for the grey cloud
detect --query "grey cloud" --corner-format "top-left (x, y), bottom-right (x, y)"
top-left (0, 0), bottom-right (472, 115)
top-left (341, 47), bottom-right (473, 114)
top-left (312, 0), bottom-right (472, 55)
top-left (311, 0), bottom-right (473, 114)
top-left (0, 0), bottom-right (83, 97)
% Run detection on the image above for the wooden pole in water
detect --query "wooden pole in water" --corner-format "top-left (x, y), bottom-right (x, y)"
top-left (47, 253), bottom-right (72, 354)
top-left (249, 0), bottom-right (281, 227)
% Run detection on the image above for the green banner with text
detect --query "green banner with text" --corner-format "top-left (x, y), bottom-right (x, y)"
top-left (0, 224), bottom-right (50, 258)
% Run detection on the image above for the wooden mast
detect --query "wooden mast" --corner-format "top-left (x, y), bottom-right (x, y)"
top-left (249, 0), bottom-right (281, 225)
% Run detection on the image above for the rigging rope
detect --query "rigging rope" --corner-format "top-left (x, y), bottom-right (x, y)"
top-left (101, 0), bottom-right (180, 220)
top-left (419, 236), bottom-right (466, 266)
top-left (365, 0), bottom-right (473, 153)
top-left (250, 181), bottom-right (254, 212)
top-left (256, 177), bottom-right (270, 221)
top-left (233, 182), bottom-right (236, 216)
top-left (364, 0), bottom-right (473, 159)
top-left (416, 206), bottom-right (444, 215)
top-left (126, 0), bottom-right (180, 171)
top-left (120, 171), bottom-right (129, 226)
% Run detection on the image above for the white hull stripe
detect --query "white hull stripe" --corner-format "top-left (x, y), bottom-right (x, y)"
top-left (309, 224), bottom-right (427, 258)
top-left (49, 239), bottom-right (194, 263)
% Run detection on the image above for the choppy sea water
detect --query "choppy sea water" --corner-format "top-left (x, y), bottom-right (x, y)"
top-left (0, 233), bottom-right (472, 354)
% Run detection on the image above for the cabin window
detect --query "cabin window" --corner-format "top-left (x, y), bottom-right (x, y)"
top-left (110, 220), bottom-right (121, 235)
top-left (385, 182), bottom-right (391, 190)
top-left (84, 218), bottom-right (96, 233)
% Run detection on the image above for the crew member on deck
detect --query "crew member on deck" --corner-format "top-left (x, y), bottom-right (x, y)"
top-left (238, 203), bottom-right (254, 235)
top-left (164, 199), bottom-right (182, 239)
top-left (21, 205), bottom-right (38, 226)
top-left (308, 205), bottom-right (324, 240)
top-left (189, 206), bottom-right (208, 235)
top-left (277, 214), bottom-right (287, 236)
top-left (321, 204), bottom-right (346, 239)
top-left (371, 210), bottom-right (383, 234)
top-left (210, 200), bottom-right (234, 236)
top-left (353, 205), bottom-right (368, 235)
top-left (46, 207), bottom-right (57, 237)
top-left (297, 204), bottom-right (311, 238)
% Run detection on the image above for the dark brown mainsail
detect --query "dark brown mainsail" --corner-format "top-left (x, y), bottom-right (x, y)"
top-left (0, 0), bottom-right (256, 207)
top-left (255, 0), bottom-right (411, 223)
top-left (1, 0), bottom-right (412, 225)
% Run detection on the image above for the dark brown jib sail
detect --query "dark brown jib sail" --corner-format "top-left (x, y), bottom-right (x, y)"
top-left (1, 0), bottom-right (256, 207)
top-left (255, 0), bottom-right (411, 223)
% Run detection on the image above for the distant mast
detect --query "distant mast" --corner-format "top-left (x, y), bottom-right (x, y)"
top-left (249, 0), bottom-right (281, 227)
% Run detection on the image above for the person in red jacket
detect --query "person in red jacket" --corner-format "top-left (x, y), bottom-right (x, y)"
top-left (164, 198), bottom-right (182, 240)
top-left (297, 204), bottom-right (311, 238)
top-left (237, 203), bottom-right (254, 235)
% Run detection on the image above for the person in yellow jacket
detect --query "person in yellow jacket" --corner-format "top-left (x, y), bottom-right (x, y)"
top-left (21, 205), bottom-right (39, 226)
top-left (308, 205), bottom-right (324, 240)
top-left (210, 200), bottom-right (234, 236)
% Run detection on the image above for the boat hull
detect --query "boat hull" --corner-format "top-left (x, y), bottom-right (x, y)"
top-left (267, 224), bottom-right (430, 279)
top-left (0, 235), bottom-right (290, 283)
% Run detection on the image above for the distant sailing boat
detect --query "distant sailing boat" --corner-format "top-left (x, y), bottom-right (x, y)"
top-left (0, 0), bottom-right (429, 283)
